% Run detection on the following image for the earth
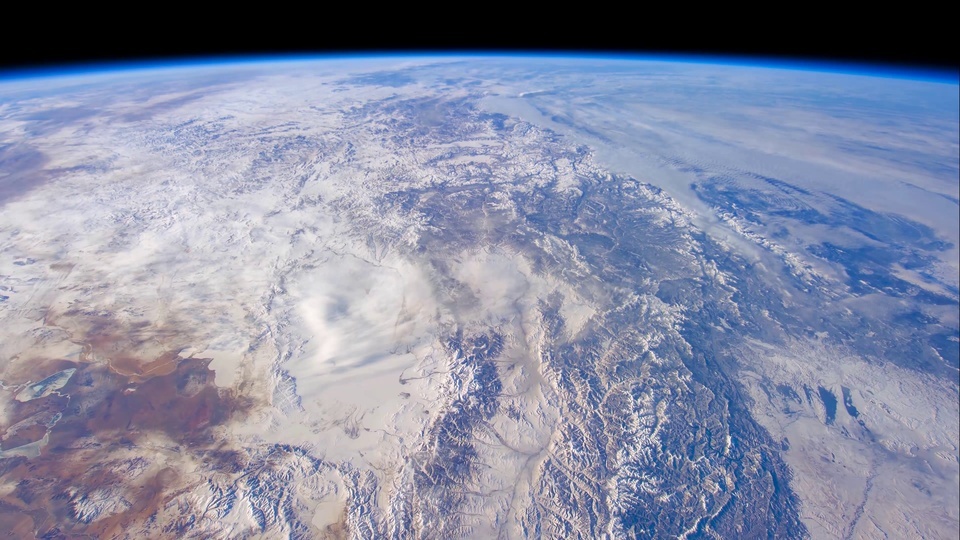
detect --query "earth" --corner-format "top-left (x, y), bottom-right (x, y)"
top-left (0, 56), bottom-right (957, 539)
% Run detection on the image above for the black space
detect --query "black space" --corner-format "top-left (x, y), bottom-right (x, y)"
top-left (1, 12), bottom-right (956, 78)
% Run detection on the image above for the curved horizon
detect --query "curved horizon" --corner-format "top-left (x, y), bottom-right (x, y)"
top-left (0, 51), bottom-right (956, 85)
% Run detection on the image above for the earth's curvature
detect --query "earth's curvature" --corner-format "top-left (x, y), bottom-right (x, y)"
top-left (0, 56), bottom-right (957, 539)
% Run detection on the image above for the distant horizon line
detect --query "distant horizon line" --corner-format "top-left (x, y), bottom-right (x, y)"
top-left (1, 51), bottom-right (957, 85)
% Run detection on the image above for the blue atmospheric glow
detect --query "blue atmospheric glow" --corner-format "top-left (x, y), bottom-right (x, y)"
top-left (0, 51), bottom-right (956, 85)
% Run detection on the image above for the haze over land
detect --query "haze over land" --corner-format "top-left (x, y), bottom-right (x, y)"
top-left (0, 57), bottom-right (957, 538)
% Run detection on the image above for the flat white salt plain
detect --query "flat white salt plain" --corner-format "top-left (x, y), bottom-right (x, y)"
top-left (14, 368), bottom-right (76, 402)
top-left (0, 431), bottom-right (49, 459)
top-left (180, 344), bottom-right (249, 388)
